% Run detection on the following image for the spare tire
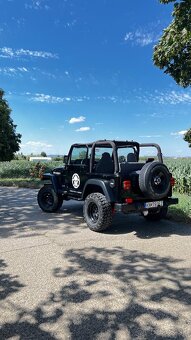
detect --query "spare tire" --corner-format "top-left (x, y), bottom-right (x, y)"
top-left (139, 161), bottom-right (171, 199)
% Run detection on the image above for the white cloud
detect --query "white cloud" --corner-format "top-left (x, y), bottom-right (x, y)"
top-left (124, 21), bottom-right (163, 47)
top-left (25, 0), bottom-right (50, 10)
top-left (75, 127), bottom-right (90, 132)
top-left (30, 93), bottom-right (66, 103)
top-left (39, 69), bottom-right (57, 79)
top-left (139, 135), bottom-right (162, 138)
top-left (0, 67), bottom-right (57, 80)
top-left (20, 140), bottom-right (53, 153)
top-left (65, 20), bottom-right (77, 28)
top-left (29, 93), bottom-right (72, 103)
top-left (154, 91), bottom-right (191, 105)
top-left (96, 96), bottom-right (119, 103)
top-left (0, 66), bottom-right (29, 77)
top-left (69, 116), bottom-right (86, 124)
top-left (124, 29), bottom-right (160, 47)
top-left (171, 130), bottom-right (187, 136)
top-left (26, 141), bottom-right (53, 148)
top-left (18, 67), bottom-right (28, 72)
top-left (135, 89), bottom-right (191, 105)
top-left (149, 112), bottom-right (164, 118)
top-left (27, 93), bottom-right (89, 103)
top-left (0, 47), bottom-right (58, 59)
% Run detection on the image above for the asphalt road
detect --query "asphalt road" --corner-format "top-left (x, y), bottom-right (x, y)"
top-left (0, 186), bottom-right (191, 340)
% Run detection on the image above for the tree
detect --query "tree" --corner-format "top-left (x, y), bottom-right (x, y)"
top-left (153, 0), bottom-right (191, 87)
top-left (0, 89), bottom-right (22, 161)
top-left (184, 128), bottom-right (191, 147)
top-left (41, 151), bottom-right (47, 157)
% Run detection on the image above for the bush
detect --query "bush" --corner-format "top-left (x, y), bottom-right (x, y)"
top-left (53, 156), bottom-right (64, 161)
top-left (30, 162), bottom-right (46, 179)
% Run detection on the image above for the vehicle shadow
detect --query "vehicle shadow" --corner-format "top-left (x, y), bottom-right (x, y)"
top-left (106, 212), bottom-right (191, 238)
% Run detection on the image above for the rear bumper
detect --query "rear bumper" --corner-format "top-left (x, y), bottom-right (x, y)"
top-left (114, 197), bottom-right (178, 214)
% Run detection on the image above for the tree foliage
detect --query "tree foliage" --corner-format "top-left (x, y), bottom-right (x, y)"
top-left (41, 151), bottom-right (47, 157)
top-left (0, 89), bottom-right (22, 161)
top-left (184, 128), bottom-right (191, 147)
top-left (153, 0), bottom-right (191, 87)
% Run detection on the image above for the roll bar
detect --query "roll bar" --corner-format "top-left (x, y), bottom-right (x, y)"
top-left (140, 143), bottom-right (163, 163)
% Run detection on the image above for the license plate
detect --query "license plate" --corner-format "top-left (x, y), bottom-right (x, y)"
top-left (144, 201), bottom-right (163, 209)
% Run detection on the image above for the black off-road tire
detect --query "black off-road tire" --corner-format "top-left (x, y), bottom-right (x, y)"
top-left (83, 193), bottom-right (113, 232)
top-left (37, 185), bottom-right (63, 213)
top-left (142, 207), bottom-right (168, 221)
top-left (139, 162), bottom-right (171, 200)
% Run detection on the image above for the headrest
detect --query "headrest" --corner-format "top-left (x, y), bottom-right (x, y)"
top-left (102, 152), bottom-right (111, 159)
top-left (127, 153), bottom-right (137, 162)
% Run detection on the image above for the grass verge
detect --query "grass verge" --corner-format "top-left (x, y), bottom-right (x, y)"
top-left (0, 178), bottom-right (42, 189)
top-left (169, 192), bottom-right (191, 224)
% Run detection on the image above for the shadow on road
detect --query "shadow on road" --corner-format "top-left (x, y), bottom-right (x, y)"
top-left (0, 259), bottom-right (24, 301)
top-left (0, 258), bottom-right (58, 339)
top-left (0, 187), bottom-right (85, 239)
top-left (0, 247), bottom-right (190, 339)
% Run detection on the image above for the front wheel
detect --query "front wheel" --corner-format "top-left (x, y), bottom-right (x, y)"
top-left (142, 207), bottom-right (168, 221)
top-left (37, 185), bottom-right (63, 213)
top-left (83, 193), bottom-right (113, 232)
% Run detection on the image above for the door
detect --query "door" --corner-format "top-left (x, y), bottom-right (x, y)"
top-left (65, 146), bottom-right (90, 198)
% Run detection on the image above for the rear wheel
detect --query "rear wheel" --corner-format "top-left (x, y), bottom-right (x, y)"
top-left (37, 185), bottom-right (63, 212)
top-left (142, 207), bottom-right (168, 221)
top-left (83, 193), bottom-right (112, 232)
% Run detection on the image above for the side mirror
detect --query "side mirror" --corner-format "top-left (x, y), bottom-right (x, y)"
top-left (63, 155), bottom-right (68, 164)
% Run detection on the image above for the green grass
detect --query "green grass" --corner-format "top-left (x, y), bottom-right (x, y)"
top-left (0, 178), bottom-right (42, 189)
top-left (169, 192), bottom-right (191, 224)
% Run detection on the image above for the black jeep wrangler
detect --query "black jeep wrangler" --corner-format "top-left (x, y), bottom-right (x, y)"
top-left (37, 140), bottom-right (178, 232)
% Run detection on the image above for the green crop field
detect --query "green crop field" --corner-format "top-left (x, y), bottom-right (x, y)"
top-left (0, 158), bottom-right (190, 195)
top-left (0, 160), bottom-right (63, 179)
top-left (165, 158), bottom-right (191, 195)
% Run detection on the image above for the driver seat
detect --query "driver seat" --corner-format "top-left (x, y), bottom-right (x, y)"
top-left (95, 152), bottom-right (114, 173)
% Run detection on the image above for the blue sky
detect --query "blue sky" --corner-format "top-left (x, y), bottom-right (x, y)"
top-left (0, 0), bottom-right (190, 156)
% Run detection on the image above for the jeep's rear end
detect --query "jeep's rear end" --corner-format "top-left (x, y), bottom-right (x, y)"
top-left (114, 142), bottom-right (178, 219)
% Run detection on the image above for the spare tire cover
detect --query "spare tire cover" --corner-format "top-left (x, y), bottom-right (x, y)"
top-left (139, 161), bottom-right (171, 199)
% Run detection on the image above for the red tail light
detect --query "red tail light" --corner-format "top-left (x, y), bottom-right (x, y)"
top-left (123, 180), bottom-right (131, 190)
top-left (125, 198), bottom-right (133, 204)
top-left (170, 177), bottom-right (175, 187)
